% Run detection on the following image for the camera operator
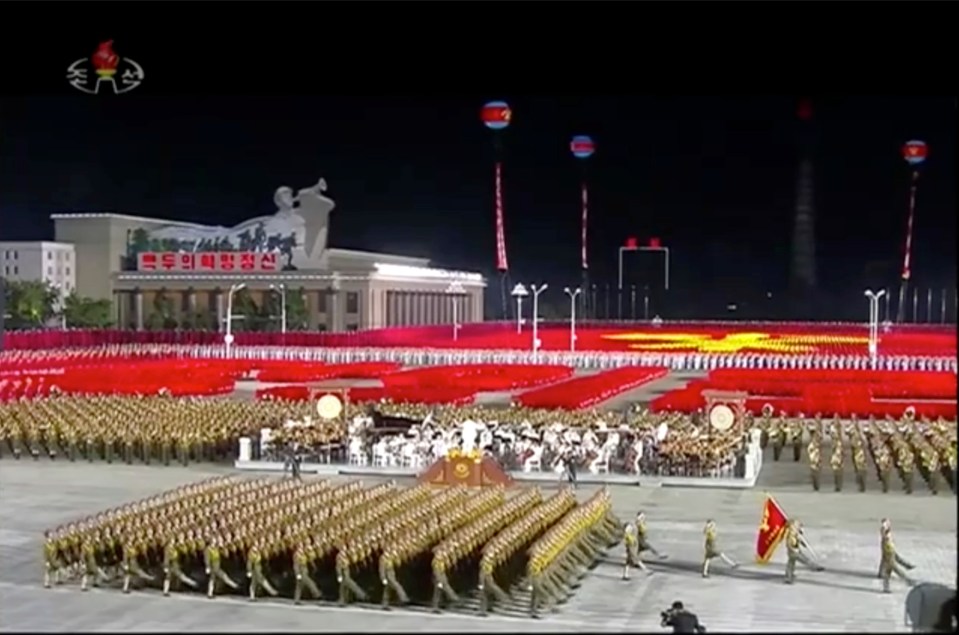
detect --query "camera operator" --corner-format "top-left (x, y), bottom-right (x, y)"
top-left (661, 601), bottom-right (706, 634)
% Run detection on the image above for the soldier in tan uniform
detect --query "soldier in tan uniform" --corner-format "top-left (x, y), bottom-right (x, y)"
top-left (783, 519), bottom-right (824, 584)
top-left (771, 414), bottom-right (786, 461)
top-left (850, 429), bottom-right (868, 492)
top-left (701, 519), bottom-right (739, 578)
top-left (878, 519), bottom-right (916, 593)
top-left (807, 430), bottom-right (822, 491)
top-left (830, 428), bottom-right (845, 492)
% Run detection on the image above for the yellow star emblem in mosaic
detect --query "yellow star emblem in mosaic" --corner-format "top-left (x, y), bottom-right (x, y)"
top-left (601, 332), bottom-right (869, 354)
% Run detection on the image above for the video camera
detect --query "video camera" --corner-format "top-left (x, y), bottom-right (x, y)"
top-left (661, 603), bottom-right (706, 634)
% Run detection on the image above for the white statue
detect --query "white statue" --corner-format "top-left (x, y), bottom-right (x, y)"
top-left (144, 178), bottom-right (335, 268)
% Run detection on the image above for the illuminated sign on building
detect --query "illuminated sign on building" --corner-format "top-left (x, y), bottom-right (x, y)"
top-left (137, 252), bottom-right (279, 273)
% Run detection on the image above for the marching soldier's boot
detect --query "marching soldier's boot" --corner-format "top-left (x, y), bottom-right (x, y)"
top-left (479, 587), bottom-right (489, 616)
top-left (701, 559), bottom-right (710, 578)
top-left (856, 471), bottom-right (866, 492)
top-left (122, 573), bottom-right (131, 594)
top-left (834, 471), bottom-right (843, 492)
top-left (81, 574), bottom-right (89, 591)
top-left (784, 557), bottom-right (795, 584)
top-left (773, 443), bottom-right (782, 461)
top-left (163, 577), bottom-right (171, 596)
top-left (43, 570), bottom-right (51, 589)
top-left (294, 579), bottom-right (303, 605)
top-left (811, 471), bottom-right (820, 491)
top-left (793, 443), bottom-right (801, 462)
top-left (880, 472), bottom-right (890, 493)
top-left (207, 578), bottom-right (216, 599)
top-left (106, 443), bottom-right (114, 464)
top-left (249, 583), bottom-right (257, 602)
top-left (903, 472), bottom-right (914, 494)
top-left (381, 583), bottom-right (391, 610)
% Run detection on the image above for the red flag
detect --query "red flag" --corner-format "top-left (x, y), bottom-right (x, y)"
top-left (649, 237), bottom-right (661, 249)
top-left (624, 236), bottom-right (638, 249)
top-left (755, 495), bottom-right (789, 564)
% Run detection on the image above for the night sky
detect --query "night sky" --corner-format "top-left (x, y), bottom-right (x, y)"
top-left (1, 32), bottom-right (955, 316)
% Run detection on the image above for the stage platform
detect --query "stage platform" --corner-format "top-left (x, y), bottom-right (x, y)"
top-left (232, 459), bottom-right (762, 490)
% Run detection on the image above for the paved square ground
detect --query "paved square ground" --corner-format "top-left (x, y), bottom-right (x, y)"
top-left (1, 461), bottom-right (955, 632)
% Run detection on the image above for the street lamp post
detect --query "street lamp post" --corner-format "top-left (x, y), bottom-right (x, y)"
top-left (511, 283), bottom-right (529, 334)
top-left (446, 281), bottom-right (465, 341)
top-left (563, 287), bottom-right (582, 352)
top-left (530, 283), bottom-right (548, 359)
top-left (269, 283), bottom-right (287, 334)
top-left (225, 282), bottom-right (246, 357)
top-left (865, 289), bottom-right (886, 363)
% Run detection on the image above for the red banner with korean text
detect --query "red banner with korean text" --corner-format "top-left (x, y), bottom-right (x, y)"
top-left (756, 495), bottom-right (789, 564)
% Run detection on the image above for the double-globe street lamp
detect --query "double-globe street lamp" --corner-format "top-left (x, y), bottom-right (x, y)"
top-left (269, 283), bottom-right (287, 335)
top-left (224, 282), bottom-right (246, 357)
top-left (530, 283), bottom-right (548, 359)
top-left (865, 288), bottom-right (886, 363)
top-left (446, 281), bottom-right (466, 341)
top-left (563, 287), bottom-right (582, 352)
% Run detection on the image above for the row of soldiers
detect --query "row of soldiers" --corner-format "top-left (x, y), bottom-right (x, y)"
top-left (0, 395), bottom-right (315, 464)
top-left (619, 511), bottom-right (917, 596)
top-left (42, 476), bottom-right (614, 616)
top-left (803, 415), bottom-right (957, 494)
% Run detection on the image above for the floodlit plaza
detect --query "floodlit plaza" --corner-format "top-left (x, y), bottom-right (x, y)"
top-left (1, 459), bottom-right (954, 633)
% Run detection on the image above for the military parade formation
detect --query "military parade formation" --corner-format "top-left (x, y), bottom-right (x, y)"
top-left (40, 476), bottom-right (626, 615)
top-left (40, 471), bottom-right (929, 621)
top-left (2, 394), bottom-right (955, 498)
top-left (760, 409), bottom-right (957, 494)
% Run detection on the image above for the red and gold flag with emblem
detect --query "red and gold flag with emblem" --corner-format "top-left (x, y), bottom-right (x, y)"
top-left (755, 495), bottom-right (789, 564)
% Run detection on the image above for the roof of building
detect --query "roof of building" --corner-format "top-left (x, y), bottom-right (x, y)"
top-left (0, 240), bottom-right (75, 248)
top-left (50, 212), bottom-right (212, 229)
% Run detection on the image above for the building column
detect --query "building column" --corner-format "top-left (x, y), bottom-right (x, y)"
top-left (400, 291), bottom-right (409, 326)
top-left (134, 289), bottom-right (144, 331)
top-left (215, 291), bottom-right (225, 332)
top-left (386, 291), bottom-right (395, 327)
top-left (187, 289), bottom-right (197, 313)
top-left (113, 291), bottom-right (124, 328)
top-left (329, 276), bottom-right (343, 331)
top-left (307, 290), bottom-right (321, 330)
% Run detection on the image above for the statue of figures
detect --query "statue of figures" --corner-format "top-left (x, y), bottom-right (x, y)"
top-left (460, 420), bottom-right (478, 453)
top-left (274, 178), bottom-right (332, 266)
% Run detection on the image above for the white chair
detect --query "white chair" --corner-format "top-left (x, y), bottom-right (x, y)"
top-left (523, 446), bottom-right (543, 473)
top-left (372, 441), bottom-right (391, 467)
top-left (401, 442), bottom-right (419, 468)
top-left (348, 437), bottom-right (367, 466)
top-left (589, 450), bottom-right (610, 475)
